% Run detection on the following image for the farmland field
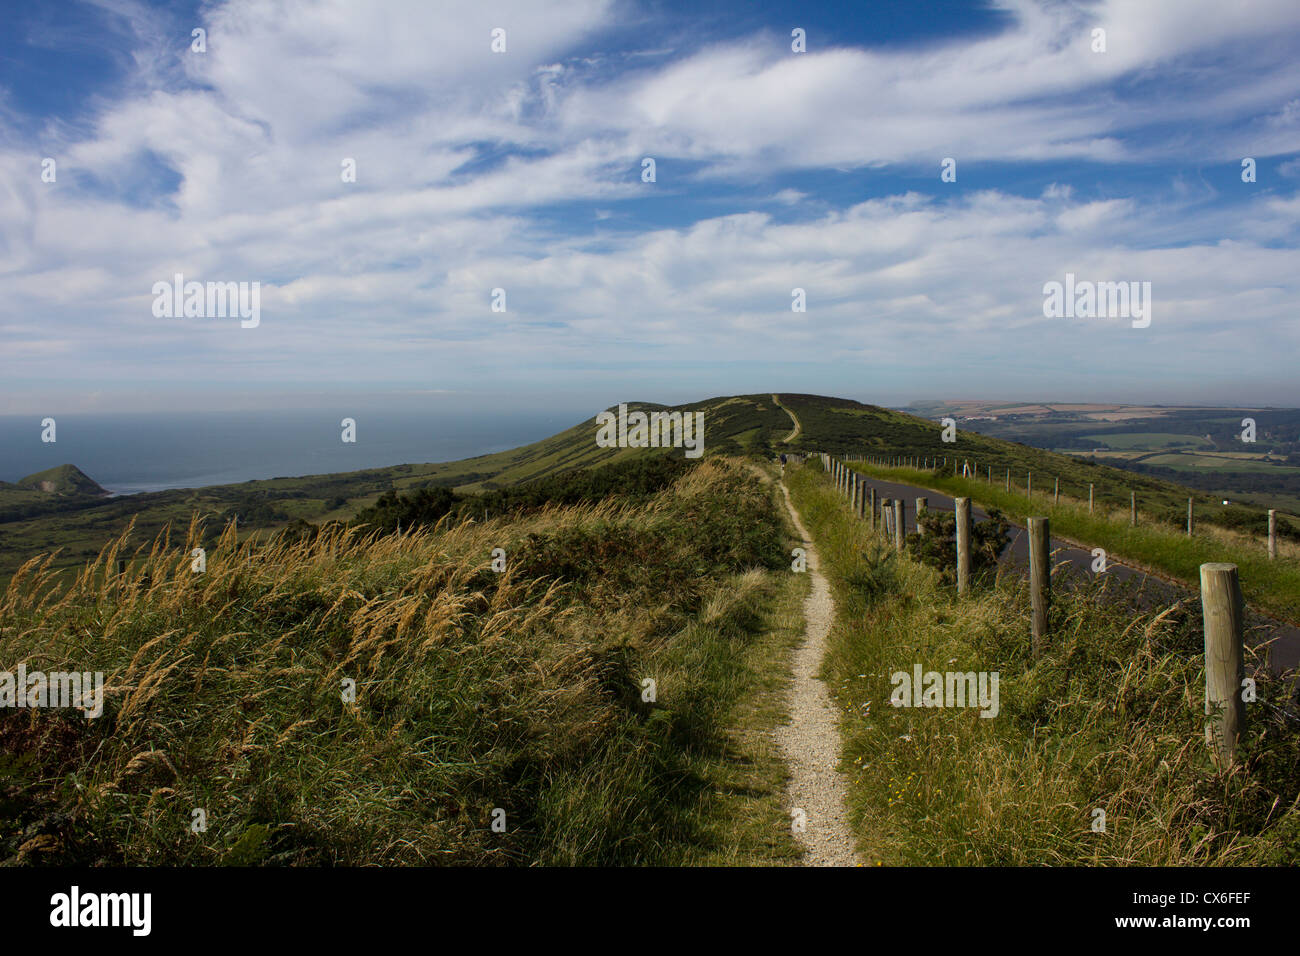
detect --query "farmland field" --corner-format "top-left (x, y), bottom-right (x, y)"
top-left (1142, 453), bottom-right (1300, 474)
top-left (1081, 432), bottom-right (1213, 450)
top-left (912, 400), bottom-right (1300, 511)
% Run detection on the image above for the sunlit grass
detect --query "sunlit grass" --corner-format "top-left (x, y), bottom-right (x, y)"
top-left (788, 461), bottom-right (1300, 866)
top-left (858, 463), bottom-right (1300, 624)
top-left (1, 459), bottom-right (801, 866)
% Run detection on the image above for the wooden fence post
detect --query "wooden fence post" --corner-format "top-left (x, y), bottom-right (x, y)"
top-left (1131, 491), bottom-right (1137, 527)
top-left (882, 498), bottom-right (892, 537)
top-left (1200, 563), bottom-right (1245, 768)
top-left (1188, 498), bottom-right (1194, 537)
top-left (1268, 510), bottom-right (1277, 559)
top-left (1089, 483), bottom-right (1094, 514)
top-left (893, 499), bottom-right (905, 552)
top-left (1027, 472), bottom-right (1032, 498)
top-left (955, 497), bottom-right (971, 594)
top-left (915, 497), bottom-right (928, 534)
top-left (1005, 468), bottom-right (1010, 492)
top-left (1028, 517), bottom-right (1050, 656)
top-left (1053, 477), bottom-right (1059, 506)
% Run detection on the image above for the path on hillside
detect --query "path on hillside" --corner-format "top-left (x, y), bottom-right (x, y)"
top-left (773, 394), bottom-right (801, 443)
top-left (851, 469), bottom-right (1300, 673)
top-left (774, 477), bottom-right (862, 867)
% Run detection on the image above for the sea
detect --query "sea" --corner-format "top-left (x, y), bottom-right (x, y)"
top-left (0, 408), bottom-right (585, 495)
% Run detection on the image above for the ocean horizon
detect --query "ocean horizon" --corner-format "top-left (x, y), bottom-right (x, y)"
top-left (0, 408), bottom-right (585, 494)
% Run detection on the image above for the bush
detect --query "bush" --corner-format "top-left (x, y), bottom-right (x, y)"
top-left (905, 507), bottom-right (1011, 586)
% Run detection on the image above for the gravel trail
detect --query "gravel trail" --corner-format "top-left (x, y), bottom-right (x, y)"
top-left (774, 478), bottom-right (862, 867)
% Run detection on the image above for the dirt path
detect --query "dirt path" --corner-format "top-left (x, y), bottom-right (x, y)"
top-left (774, 478), bottom-right (862, 867)
top-left (773, 394), bottom-right (801, 443)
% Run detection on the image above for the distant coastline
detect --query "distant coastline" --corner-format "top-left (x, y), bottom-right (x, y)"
top-left (0, 408), bottom-right (576, 494)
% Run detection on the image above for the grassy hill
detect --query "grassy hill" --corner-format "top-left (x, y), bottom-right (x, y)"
top-left (0, 395), bottom-right (794, 582)
top-left (5, 405), bottom-right (1299, 867)
top-left (1, 393), bottom-right (1291, 585)
top-left (0, 465), bottom-right (110, 525)
top-left (11, 464), bottom-right (108, 496)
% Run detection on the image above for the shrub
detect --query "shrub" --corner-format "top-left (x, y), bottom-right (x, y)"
top-left (906, 507), bottom-right (1011, 586)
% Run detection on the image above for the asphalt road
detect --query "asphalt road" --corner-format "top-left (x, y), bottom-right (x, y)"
top-left (851, 471), bottom-right (1300, 675)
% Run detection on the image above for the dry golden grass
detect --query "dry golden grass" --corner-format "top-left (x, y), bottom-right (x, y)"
top-left (1, 458), bottom-right (800, 866)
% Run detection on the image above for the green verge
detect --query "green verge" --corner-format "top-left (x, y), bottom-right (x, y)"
top-left (855, 463), bottom-right (1300, 625)
top-left (785, 460), bottom-right (1300, 866)
top-left (0, 458), bottom-right (801, 866)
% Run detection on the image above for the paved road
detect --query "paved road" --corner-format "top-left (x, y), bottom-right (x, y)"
top-left (850, 470), bottom-right (1300, 675)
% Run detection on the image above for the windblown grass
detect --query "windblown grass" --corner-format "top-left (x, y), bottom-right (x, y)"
top-left (1, 459), bottom-right (801, 866)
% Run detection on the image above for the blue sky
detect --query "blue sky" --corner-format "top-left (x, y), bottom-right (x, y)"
top-left (2, 0), bottom-right (1300, 416)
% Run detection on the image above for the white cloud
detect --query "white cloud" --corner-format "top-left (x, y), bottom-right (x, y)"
top-left (2, 0), bottom-right (1300, 411)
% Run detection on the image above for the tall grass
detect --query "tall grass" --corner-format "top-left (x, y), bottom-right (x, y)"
top-left (1, 459), bottom-right (802, 866)
top-left (787, 461), bottom-right (1300, 865)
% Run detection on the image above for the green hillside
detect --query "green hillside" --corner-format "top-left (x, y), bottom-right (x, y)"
top-left (0, 393), bottom-right (1287, 584)
top-left (0, 464), bottom-right (110, 523)
top-left (13, 463), bottom-right (108, 496)
top-left (776, 393), bottom-right (1292, 539)
top-left (0, 395), bottom-right (793, 582)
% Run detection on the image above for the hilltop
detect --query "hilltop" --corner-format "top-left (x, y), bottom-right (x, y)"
top-left (11, 463), bottom-right (109, 497)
